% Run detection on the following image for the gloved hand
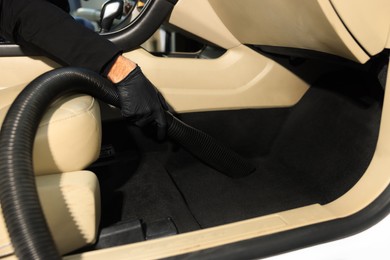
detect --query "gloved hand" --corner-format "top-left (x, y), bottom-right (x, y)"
top-left (115, 65), bottom-right (168, 140)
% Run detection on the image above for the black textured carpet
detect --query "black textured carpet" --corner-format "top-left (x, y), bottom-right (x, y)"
top-left (89, 121), bottom-right (201, 233)
top-left (94, 70), bottom-right (383, 232)
top-left (165, 71), bottom-right (383, 228)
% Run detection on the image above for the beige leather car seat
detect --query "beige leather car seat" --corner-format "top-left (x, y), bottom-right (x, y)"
top-left (0, 83), bottom-right (102, 256)
top-left (0, 83), bottom-right (102, 175)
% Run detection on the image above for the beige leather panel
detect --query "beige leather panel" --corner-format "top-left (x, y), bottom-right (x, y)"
top-left (207, 0), bottom-right (369, 63)
top-left (0, 171), bottom-right (100, 257)
top-left (169, 0), bottom-right (241, 49)
top-left (387, 32), bottom-right (390, 48)
top-left (0, 50), bottom-right (308, 114)
top-left (0, 86), bottom-right (101, 175)
top-left (331, 0), bottom-right (390, 56)
top-left (0, 84), bottom-right (25, 110)
top-left (0, 56), bottom-right (57, 89)
top-left (125, 45), bottom-right (309, 112)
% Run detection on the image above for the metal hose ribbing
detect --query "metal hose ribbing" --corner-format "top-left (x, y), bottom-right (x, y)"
top-left (0, 67), bottom-right (254, 259)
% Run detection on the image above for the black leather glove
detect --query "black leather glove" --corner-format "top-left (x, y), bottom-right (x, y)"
top-left (115, 65), bottom-right (168, 140)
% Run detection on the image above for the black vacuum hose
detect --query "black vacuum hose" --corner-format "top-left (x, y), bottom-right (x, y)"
top-left (0, 68), bottom-right (255, 259)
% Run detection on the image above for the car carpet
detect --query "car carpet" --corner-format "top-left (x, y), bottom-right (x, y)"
top-left (96, 69), bottom-right (383, 232)
top-left (90, 120), bottom-right (201, 233)
top-left (165, 71), bottom-right (383, 228)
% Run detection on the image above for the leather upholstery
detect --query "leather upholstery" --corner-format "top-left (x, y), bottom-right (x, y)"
top-left (0, 171), bottom-right (101, 256)
top-left (0, 84), bottom-right (102, 255)
top-left (0, 84), bottom-right (102, 175)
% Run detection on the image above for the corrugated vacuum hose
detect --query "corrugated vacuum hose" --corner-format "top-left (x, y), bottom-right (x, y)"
top-left (0, 68), bottom-right (255, 259)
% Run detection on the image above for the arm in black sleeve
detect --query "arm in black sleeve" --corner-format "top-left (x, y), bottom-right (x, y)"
top-left (47, 0), bottom-right (70, 13)
top-left (0, 0), bottom-right (121, 73)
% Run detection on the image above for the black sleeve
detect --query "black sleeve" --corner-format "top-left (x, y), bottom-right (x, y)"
top-left (0, 0), bottom-right (121, 74)
top-left (47, 0), bottom-right (70, 13)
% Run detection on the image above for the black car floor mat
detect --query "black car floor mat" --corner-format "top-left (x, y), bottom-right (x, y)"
top-left (165, 72), bottom-right (383, 228)
top-left (96, 70), bottom-right (383, 233)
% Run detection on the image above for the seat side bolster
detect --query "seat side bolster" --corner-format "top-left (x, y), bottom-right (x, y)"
top-left (0, 171), bottom-right (101, 256)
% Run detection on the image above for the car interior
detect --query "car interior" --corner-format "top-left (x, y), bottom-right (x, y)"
top-left (0, 0), bottom-right (389, 259)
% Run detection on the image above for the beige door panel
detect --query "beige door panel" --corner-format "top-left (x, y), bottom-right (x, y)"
top-left (124, 45), bottom-right (309, 112)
